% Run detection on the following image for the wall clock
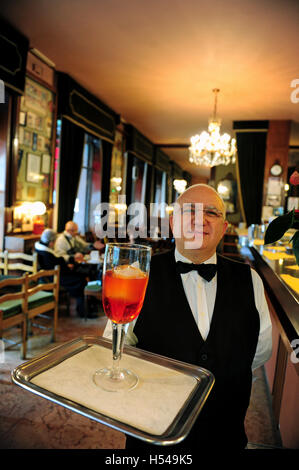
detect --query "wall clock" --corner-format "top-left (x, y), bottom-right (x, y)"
top-left (270, 163), bottom-right (283, 177)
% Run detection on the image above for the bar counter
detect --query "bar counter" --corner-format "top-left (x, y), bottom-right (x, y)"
top-left (249, 240), bottom-right (299, 342)
top-left (243, 239), bottom-right (299, 449)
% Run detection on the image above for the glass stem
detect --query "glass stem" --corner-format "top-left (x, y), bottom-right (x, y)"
top-left (111, 322), bottom-right (129, 379)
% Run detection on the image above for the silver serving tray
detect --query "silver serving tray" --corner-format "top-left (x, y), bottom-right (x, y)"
top-left (11, 335), bottom-right (214, 446)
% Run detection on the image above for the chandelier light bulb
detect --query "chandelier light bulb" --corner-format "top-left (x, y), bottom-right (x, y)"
top-left (173, 179), bottom-right (187, 194)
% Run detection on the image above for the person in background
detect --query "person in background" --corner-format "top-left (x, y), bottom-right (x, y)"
top-left (35, 228), bottom-right (97, 318)
top-left (54, 221), bottom-right (104, 264)
top-left (104, 183), bottom-right (272, 451)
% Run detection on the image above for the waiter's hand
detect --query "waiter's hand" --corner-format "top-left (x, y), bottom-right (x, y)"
top-left (74, 252), bottom-right (84, 263)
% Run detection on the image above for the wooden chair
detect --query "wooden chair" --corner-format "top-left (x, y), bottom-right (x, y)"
top-left (84, 280), bottom-right (102, 320)
top-left (25, 266), bottom-right (60, 346)
top-left (35, 254), bottom-right (70, 316)
top-left (0, 251), bottom-right (7, 275)
top-left (5, 251), bottom-right (38, 275)
top-left (0, 276), bottom-right (27, 359)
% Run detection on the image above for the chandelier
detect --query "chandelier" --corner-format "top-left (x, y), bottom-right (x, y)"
top-left (189, 88), bottom-right (236, 167)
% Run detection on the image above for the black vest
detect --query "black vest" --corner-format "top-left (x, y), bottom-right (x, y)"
top-left (132, 249), bottom-right (260, 449)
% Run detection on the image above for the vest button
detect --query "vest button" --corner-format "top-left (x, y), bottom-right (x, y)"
top-left (201, 353), bottom-right (208, 361)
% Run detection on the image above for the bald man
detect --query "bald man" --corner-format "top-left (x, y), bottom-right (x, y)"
top-left (55, 221), bottom-right (104, 264)
top-left (104, 184), bottom-right (272, 451)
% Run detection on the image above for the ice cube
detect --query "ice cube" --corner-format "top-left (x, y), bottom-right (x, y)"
top-left (113, 264), bottom-right (145, 278)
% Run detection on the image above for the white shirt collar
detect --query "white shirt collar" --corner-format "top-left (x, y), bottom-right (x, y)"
top-left (174, 248), bottom-right (217, 265)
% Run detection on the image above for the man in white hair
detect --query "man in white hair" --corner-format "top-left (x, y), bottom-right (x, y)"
top-left (107, 184), bottom-right (272, 451)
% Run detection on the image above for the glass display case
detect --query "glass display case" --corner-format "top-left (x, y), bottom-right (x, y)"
top-left (16, 76), bottom-right (55, 205)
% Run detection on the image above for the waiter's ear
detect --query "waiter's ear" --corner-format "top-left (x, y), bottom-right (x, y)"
top-left (222, 220), bottom-right (229, 237)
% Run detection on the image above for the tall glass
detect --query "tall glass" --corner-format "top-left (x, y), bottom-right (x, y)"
top-left (93, 243), bottom-right (151, 392)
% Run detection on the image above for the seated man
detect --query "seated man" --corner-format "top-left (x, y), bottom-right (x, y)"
top-left (54, 221), bottom-right (104, 264)
top-left (35, 229), bottom-right (97, 318)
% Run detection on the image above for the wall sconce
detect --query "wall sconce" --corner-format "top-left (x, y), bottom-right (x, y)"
top-left (173, 179), bottom-right (187, 194)
top-left (113, 203), bottom-right (127, 213)
top-left (31, 201), bottom-right (47, 216)
top-left (165, 205), bottom-right (174, 214)
top-left (111, 176), bottom-right (122, 192)
top-left (13, 201), bottom-right (47, 234)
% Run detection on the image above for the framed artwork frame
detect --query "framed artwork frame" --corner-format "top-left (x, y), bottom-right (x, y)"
top-left (41, 154), bottom-right (51, 174)
top-left (23, 130), bottom-right (32, 147)
top-left (26, 153), bottom-right (41, 183)
top-left (26, 111), bottom-right (36, 129)
top-left (37, 135), bottom-right (45, 152)
top-left (19, 111), bottom-right (27, 126)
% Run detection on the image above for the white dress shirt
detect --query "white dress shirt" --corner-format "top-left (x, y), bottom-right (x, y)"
top-left (103, 249), bottom-right (272, 370)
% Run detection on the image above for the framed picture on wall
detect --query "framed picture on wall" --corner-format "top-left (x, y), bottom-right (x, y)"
top-left (41, 154), bottom-right (51, 174)
top-left (26, 153), bottom-right (41, 183)
top-left (32, 132), bottom-right (38, 151)
top-left (19, 127), bottom-right (24, 145)
top-left (19, 111), bottom-right (27, 126)
top-left (26, 111), bottom-right (36, 129)
top-left (37, 135), bottom-right (45, 152)
top-left (45, 117), bottom-right (52, 138)
top-left (23, 130), bottom-right (32, 147)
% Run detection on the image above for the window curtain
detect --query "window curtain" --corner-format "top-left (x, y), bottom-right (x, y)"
top-left (57, 119), bottom-right (85, 232)
top-left (235, 131), bottom-right (267, 226)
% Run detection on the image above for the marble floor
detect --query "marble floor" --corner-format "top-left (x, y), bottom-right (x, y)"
top-left (0, 305), bottom-right (282, 450)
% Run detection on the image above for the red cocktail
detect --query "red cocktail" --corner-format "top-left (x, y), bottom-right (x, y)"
top-left (93, 243), bottom-right (151, 392)
top-left (103, 265), bottom-right (148, 324)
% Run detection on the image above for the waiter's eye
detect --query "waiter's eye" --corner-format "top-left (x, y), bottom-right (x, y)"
top-left (204, 210), bottom-right (219, 217)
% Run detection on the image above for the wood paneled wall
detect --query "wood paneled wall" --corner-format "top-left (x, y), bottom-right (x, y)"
top-left (263, 120), bottom-right (291, 204)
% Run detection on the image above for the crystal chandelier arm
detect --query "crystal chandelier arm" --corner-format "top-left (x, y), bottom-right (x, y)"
top-left (212, 88), bottom-right (220, 120)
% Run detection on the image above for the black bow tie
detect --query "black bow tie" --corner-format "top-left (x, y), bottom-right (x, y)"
top-left (176, 261), bottom-right (217, 282)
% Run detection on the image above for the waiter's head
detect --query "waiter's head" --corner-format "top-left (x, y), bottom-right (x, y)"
top-left (170, 184), bottom-right (228, 262)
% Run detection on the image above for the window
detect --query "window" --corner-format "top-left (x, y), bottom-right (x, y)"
top-left (131, 157), bottom-right (148, 204)
top-left (153, 168), bottom-right (167, 217)
top-left (73, 134), bottom-right (102, 235)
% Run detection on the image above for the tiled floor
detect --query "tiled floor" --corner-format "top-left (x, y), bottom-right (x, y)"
top-left (0, 307), bottom-right (282, 450)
